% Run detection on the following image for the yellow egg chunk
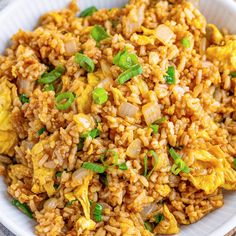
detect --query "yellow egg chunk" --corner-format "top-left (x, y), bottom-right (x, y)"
top-left (0, 79), bottom-right (18, 156)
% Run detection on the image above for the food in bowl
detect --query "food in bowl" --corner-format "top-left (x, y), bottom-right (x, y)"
top-left (0, 0), bottom-right (236, 235)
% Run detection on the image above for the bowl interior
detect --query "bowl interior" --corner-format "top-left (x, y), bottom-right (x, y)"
top-left (0, 0), bottom-right (236, 236)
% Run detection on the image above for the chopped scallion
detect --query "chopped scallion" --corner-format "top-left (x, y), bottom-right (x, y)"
top-left (91, 25), bottom-right (109, 43)
top-left (92, 88), bottom-right (108, 105)
top-left (118, 162), bottom-right (128, 170)
top-left (155, 116), bottom-right (167, 124)
top-left (19, 94), bottom-right (29, 104)
top-left (56, 171), bottom-right (62, 177)
top-left (37, 127), bottom-right (46, 135)
top-left (143, 150), bottom-right (158, 178)
top-left (38, 65), bottom-right (65, 84)
top-left (164, 66), bottom-right (176, 85)
top-left (181, 37), bottom-right (191, 48)
top-left (75, 53), bottom-right (95, 72)
top-left (113, 48), bottom-right (138, 70)
top-left (154, 213), bottom-right (164, 225)
top-left (117, 64), bottom-right (143, 84)
top-left (234, 158), bottom-right (236, 169)
top-left (66, 199), bottom-right (77, 206)
top-left (99, 173), bottom-right (108, 186)
top-left (43, 84), bottom-right (55, 92)
top-left (77, 137), bottom-right (85, 151)
top-left (89, 128), bottom-right (100, 139)
top-left (150, 124), bottom-right (159, 134)
top-left (79, 6), bottom-right (97, 17)
top-left (93, 203), bottom-right (103, 222)
top-left (12, 199), bottom-right (33, 218)
top-left (230, 71), bottom-right (236, 78)
top-left (55, 92), bottom-right (75, 110)
top-left (82, 162), bottom-right (106, 173)
top-left (169, 147), bottom-right (190, 175)
top-left (144, 221), bottom-right (154, 232)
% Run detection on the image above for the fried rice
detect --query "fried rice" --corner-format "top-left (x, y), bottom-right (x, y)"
top-left (0, 0), bottom-right (236, 235)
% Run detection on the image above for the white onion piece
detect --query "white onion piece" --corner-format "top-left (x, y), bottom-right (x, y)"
top-left (155, 24), bottom-right (175, 45)
top-left (44, 198), bottom-right (58, 210)
top-left (126, 139), bottom-right (142, 158)
top-left (64, 39), bottom-right (77, 55)
top-left (17, 78), bottom-right (35, 96)
top-left (118, 102), bottom-right (139, 118)
top-left (142, 102), bottom-right (161, 125)
top-left (72, 168), bottom-right (90, 186)
top-left (141, 202), bottom-right (158, 220)
top-left (97, 77), bottom-right (113, 90)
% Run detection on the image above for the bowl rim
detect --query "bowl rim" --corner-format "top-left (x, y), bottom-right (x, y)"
top-left (0, 0), bottom-right (236, 236)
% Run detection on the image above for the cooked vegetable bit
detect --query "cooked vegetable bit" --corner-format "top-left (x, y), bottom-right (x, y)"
top-left (12, 199), bottom-right (33, 218)
top-left (19, 94), bottom-right (29, 104)
top-left (82, 162), bottom-right (106, 173)
top-left (164, 66), bottom-right (176, 84)
top-left (144, 150), bottom-right (158, 178)
top-left (79, 6), bottom-right (97, 17)
top-left (230, 71), bottom-right (236, 78)
top-left (75, 53), bottom-right (95, 73)
top-left (92, 88), bottom-right (108, 105)
top-left (55, 92), bottom-right (75, 110)
top-left (91, 25), bottom-right (109, 43)
top-left (154, 213), bottom-right (164, 224)
top-left (93, 203), bottom-right (103, 222)
top-left (181, 37), bottom-right (191, 48)
top-left (38, 65), bottom-right (65, 84)
top-left (150, 124), bottom-right (159, 134)
top-left (37, 127), bottom-right (46, 135)
top-left (43, 84), bottom-right (55, 92)
top-left (117, 64), bottom-right (143, 84)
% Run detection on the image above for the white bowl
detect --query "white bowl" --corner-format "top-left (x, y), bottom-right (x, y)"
top-left (0, 0), bottom-right (236, 235)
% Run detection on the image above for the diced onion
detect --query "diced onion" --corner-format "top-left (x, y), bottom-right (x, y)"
top-left (126, 138), bottom-right (142, 158)
top-left (118, 102), bottom-right (139, 118)
top-left (142, 102), bottom-right (161, 125)
top-left (141, 202), bottom-right (158, 220)
top-left (44, 198), bottom-right (58, 210)
top-left (64, 39), bottom-right (77, 55)
top-left (72, 168), bottom-right (90, 186)
top-left (155, 24), bottom-right (175, 45)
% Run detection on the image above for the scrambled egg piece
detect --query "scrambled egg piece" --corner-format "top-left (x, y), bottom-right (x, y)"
top-left (154, 205), bottom-right (179, 235)
top-left (75, 73), bottom-right (100, 113)
top-left (65, 170), bottom-right (95, 231)
top-left (8, 164), bottom-right (31, 183)
top-left (208, 146), bottom-right (236, 190)
top-left (111, 87), bottom-right (126, 105)
top-left (187, 150), bottom-right (225, 194)
top-left (31, 136), bottom-right (56, 196)
top-left (0, 79), bottom-right (18, 156)
top-left (156, 184), bottom-right (171, 197)
top-left (130, 33), bottom-right (155, 46)
top-left (206, 24), bottom-right (223, 45)
top-left (207, 40), bottom-right (236, 71)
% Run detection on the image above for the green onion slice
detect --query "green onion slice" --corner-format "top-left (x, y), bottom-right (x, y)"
top-left (19, 94), bottom-right (29, 104)
top-left (169, 148), bottom-right (190, 175)
top-left (118, 162), bottom-right (128, 170)
top-left (38, 65), bottom-right (65, 84)
top-left (66, 199), bottom-right (77, 206)
top-left (154, 213), bottom-right (164, 225)
top-left (56, 171), bottom-right (62, 177)
top-left (230, 71), bottom-right (236, 78)
top-left (117, 64), bottom-right (143, 84)
top-left (12, 199), bottom-right (33, 218)
top-left (37, 127), bottom-right (46, 135)
top-left (144, 221), bottom-right (154, 232)
top-left (55, 92), bottom-right (75, 110)
top-left (113, 48), bottom-right (138, 70)
top-left (164, 66), bottom-right (176, 85)
top-left (93, 203), bottom-right (103, 222)
top-left (91, 25), bottom-right (109, 43)
top-left (92, 88), bottom-right (108, 105)
top-left (155, 116), bottom-right (167, 124)
top-left (233, 158), bottom-right (236, 169)
top-left (144, 150), bottom-right (158, 178)
top-left (75, 53), bottom-right (95, 72)
top-left (81, 128), bottom-right (100, 139)
top-left (77, 137), bottom-right (85, 151)
top-left (79, 6), bottom-right (97, 17)
top-left (181, 37), bottom-right (191, 48)
top-left (82, 162), bottom-right (106, 173)
top-left (43, 84), bottom-right (55, 92)
top-left (150, 124), bottom-right (159, 134)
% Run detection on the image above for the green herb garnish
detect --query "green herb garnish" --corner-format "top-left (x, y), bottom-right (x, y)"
top-left (91, 25), bottom-right (109, 43)
top-left (117, 64), bottom-right (143, 84)
top-left (75, 53), bottom-right (95, 72)
top-left (169, 147), bottom-right (190, 175)
top-left (79, 6), bottom-right (97, 17)
top-left (12, 199), bottom-right (33, 218)
top-left (77, 137), bottom-right (85, 151)
top-left (150, 124), bottom-right (159, 134)
top-left (144, 221), bottom-right (154, 232)
top-left (43, 84), bottom-right (55, 92)
top-left (230, 71), bottom-right (236, 78)
top-left (92, 88), bottom-right (108, 105)
top-left (113, 48), bottom-right (138, 70)
top-left (56, 171), bottom-right (62, 177)
top-left (19, 94), bottom-right (29, 104)
top-left (93, 203), bottom-right (103, 222)
top-left (164, 66), bottom-right (176, 85)
top-left (144, 150), bottom-right (158, 178)
top-left (82, 162), bottom-right (106, 173)
top-left (154, 213), bottom-right (164, 225)
top-left (55, 92), bottom-right (75, 110)
top-left (37, 127), bottom-right (46, 136)
top-left (66, 199), bottom-right (77, 206)
top-left (38, 65), bottom-right (65, 84)
top-left (118, 162), bottom-right (128, 170)
top-left (181, 37), bottom-right (191, 48)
